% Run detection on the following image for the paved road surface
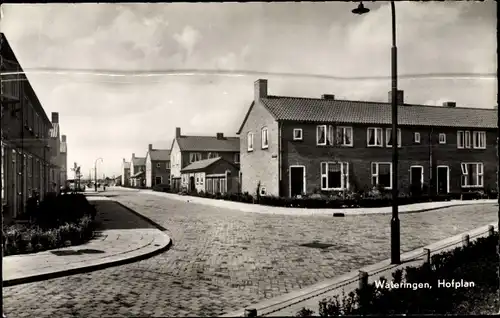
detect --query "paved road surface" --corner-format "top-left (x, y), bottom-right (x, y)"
top-left (3, 189), bottom-right (496, 317)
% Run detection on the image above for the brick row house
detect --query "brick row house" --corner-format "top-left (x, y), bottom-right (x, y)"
top-left (170, 127), bottom-right (240, 194)
top-left (129, 153), bottom-right (146, 187)
top-left (238, 79), bottom-right (497, 198)
top-left (1, 33), bottom-right (68, 219)
top-left (145, 144), bottom-right (171, 187)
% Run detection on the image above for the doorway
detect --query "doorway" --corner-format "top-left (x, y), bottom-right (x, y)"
top-left (436, 166), bottom-right (449, 195)
top-left (289, 166), bottom-right (305, 197)
top-left (189, 176), bottom-right (195, 192)
top-left (410, 166), bottom-right (423, 195)
top-left (155, 176), bottom-right (162, 185)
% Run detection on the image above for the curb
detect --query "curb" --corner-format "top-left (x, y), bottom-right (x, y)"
top-left (3, 204), bottom-right (172, 288)
top-left (112, 200), bottom-right (168, 232)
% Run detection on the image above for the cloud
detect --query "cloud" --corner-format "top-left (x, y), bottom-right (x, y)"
top-left (173, 25), bottom-right (202, 59)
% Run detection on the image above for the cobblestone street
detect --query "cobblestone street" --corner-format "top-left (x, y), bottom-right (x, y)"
top-left (3, 189), bottom-right (497, 317)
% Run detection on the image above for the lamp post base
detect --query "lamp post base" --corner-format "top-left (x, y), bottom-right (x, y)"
top-left (391, 217), bottom-right (401, 264)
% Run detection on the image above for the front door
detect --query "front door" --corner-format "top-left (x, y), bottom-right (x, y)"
top-left (290, 166), bottom-right (305, 197)
top-left (155, 176), bottom-right (162, 185)
top-left (437, 166), bottom-right (449, 195)
top-left (189, 176), bottom-right (195, 192)
top-left (410, 166), bottom-right (423, 195)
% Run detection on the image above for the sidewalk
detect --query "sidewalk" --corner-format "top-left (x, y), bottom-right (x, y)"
top-left (3, 197), bottom-right (171, 287)
top-left (221, 222), bottom-right (497, 317)
top-left (117, 187), bottom-right (496, 216)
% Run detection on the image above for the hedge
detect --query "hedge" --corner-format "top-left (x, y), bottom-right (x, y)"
top-left (297, 232), bottom-right (499, 316)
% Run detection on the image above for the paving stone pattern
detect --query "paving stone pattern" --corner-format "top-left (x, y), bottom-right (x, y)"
top-left (3, 190), bottom-right (497, 317)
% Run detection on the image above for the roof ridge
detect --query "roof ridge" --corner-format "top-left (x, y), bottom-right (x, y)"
top-left (264, 95), bottom-right (493, 111)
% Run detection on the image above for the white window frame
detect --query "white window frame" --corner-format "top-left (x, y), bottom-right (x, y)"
top-left (414, 132), bottom-right (420, 144)
top-left (472, 131), bottom-right (486, 149)
top-left (261, 127), bottom-right (269, 149)
top-left (438, 133), bottom-right (446, 144)
top-left (260, 187), bottom-right (267, 196)
top-left (371, 162), bottom-right (392, 190)
top-left (189, 152), bottom-right (202, 163)
top-left (316, 125), bottom-right (334, 146)
top-left (208, 152), bottom-right (219, 159)
top-left (289, 165), bottom-right (306, 197)
top-left (367, 127), bottom-right (383, 147)
top-left (247, 132), bottom-right (254, 152)
top-left (457, 131), bottom-right (464, 149)
top-left (385, 128), bottom-right (402, 148)
top-left (293, 128), bottom-right (303, 141)
top-left (234, 153), bottom-right (240, 164)
top-left (320, 162), bottom-right (349, 191)
top-left (156, 163), bottom-right (161, 168)
top-left (465, 131), bottom-right (471, 148)
top-left (460, 162), bottom-right (484, 188)
top-left (336, 126), bottom-right (353, 147)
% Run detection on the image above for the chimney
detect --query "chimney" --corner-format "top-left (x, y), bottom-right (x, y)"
top-left (132, 153), bottom-right (135, 160)
top-left (175, 127), bottom-right (181, 138)
top-left (61, 135), bottom-right (66, 142)
top-left (254, 79), bottom-right (268, 101)
top-left (388, 90), bottom-right (404, 104)
top-left (51, 112), bottom-right (59, 124)
top-left (442, 101), bottom-right (456, 108)
top-left (216, 132), bottom-right (224, 140)
top-left (322, 94), bottom-right (335, 100)
top-left (148, 144), bottom-right (153, 151)
top-left (123, 158), bottom-right (125, 163)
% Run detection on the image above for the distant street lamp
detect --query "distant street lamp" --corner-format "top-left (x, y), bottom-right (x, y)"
top-left (352, 1), bottom-right (401, 264)
top-left (94, 158), bottom-right (103, 192)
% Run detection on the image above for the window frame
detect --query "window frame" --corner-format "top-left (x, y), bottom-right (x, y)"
top-left (247, 132), bottom-right (254, 152)
top-left (316, 125), bottom-right (334, 146)
top-left (414, 132), bottom-right (420, 144)
top-left (336, 126), bottom-right (354, 147)
top-left (465, 131), bottom-right (471, 148)
top-left (385, 128), bottom-right (402, 148)
top-left (320, 161), bottom-right (350, 191)
top-left (371, 162), bottom-right (393, 190)
top-left (457, 131), bottom-right (464, 149)
top-left (189, 152), bottom-right (202, 163)
top-left (261, 127), bottom-right (269, 149)
top-left (438, 133), bottom-right (446, 144)
top-left (234, 153), bottom-right (240, 164)
top-left (460, 162), bottom-right (484, 188)
top-left (293, 128), bottom-right (303, 141)
top-left (156, 163), bottom-right (161, 168)
top-left (367, 127), bottom-right (383, 147)
top-left (260, 187), bottom-right (267, 196)
top-left (472, 131), bottom-right (486, 149)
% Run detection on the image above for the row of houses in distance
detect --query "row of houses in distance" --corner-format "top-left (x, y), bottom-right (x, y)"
top-left (120, 78), bottom-right (497, 198)
top-left (1, 33), bottom-right (69, 220)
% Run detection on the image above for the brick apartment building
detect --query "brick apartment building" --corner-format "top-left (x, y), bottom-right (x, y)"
top-left (237, 79), bottom-right (497, 198)
top-left (1, 33), bottom-right (62, 218)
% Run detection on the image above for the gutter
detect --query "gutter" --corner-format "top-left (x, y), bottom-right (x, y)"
top-left (429, 127), bottom-right (433, 195)
top-left (278, 121), bottom-right (283, 196)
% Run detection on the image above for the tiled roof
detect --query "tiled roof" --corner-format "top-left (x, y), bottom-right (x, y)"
top-left (132, 157), bottom-right (146, 166)
top-left (176, 136), bottom-right (239, 152)
top-left (150, 149), bottom-right (171, 161)
top-left (181, 157), bottom-right (222, 173)
top-left (49, 123), bottom-right (59, 138)
top-left (259, 96), bottom-right (497, 129)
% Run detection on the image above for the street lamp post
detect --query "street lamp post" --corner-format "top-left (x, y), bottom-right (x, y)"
top-left (353, 1), bottom-right (400, 264)
top-left (94, 158), bottom-right (103, 192)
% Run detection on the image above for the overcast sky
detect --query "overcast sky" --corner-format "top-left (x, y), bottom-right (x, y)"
top-left (1, 2), bottom-right (496, 177)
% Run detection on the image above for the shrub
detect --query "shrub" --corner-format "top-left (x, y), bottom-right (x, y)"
top-left (298, 232), bottom-right (498, 316)
top-left (152, 183), bottom-right (170, 192)
top-left (33, 193), bottom-right (96, 229)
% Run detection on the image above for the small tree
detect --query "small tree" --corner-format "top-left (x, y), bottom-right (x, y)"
top-left (255, 181), bottom-right (261, 203)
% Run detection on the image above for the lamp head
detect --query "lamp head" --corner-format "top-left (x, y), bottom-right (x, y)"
top-left (352, 2), bottom-right (370, 15)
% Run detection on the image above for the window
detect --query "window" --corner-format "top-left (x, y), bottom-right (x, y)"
top-left (386, 128), bottom-right (402, 147)
top-left (247, 132), bottom-right (254, 151)
top-left (166, 161), bottom-right (170, 169)
top-left (196, 177), bottom-right (200, 185)
top-left (336, 127), bottom-right (353, 146)
top-left (461, 163), bottom-right (484, 187)
top-left (320, 162), bottom-right (349, 190)
top-left (208, 152), bottom-right (219, 159)
top-left (439, 133), bottom-right (446, 144)
top-left (316, 125), bottom-right (334, 146)
top-left (293, 128), bottom-right (303, 141)
top-left (260, 187), bottom-right (267, 196)
top-left (371, 162), bottom-right (392, 189)
top-left (156, 163), bottom-right (161, 168)
top-left (189, 152), bottom-right (202, 163)
top-left (414, 132), bottom-right (421, 144)
top-left (367, 128), bottom-right (383, 147)
top-left (473, 131), bottom-right (486, 149)
top-left (458, 131), bottom-right (472, 149)
top-left (234, 153), bottom-right (240, 164)
top-left (200, 176), bottom-right (204, 185)
top-left (261, 127), bottom-right (269, 149)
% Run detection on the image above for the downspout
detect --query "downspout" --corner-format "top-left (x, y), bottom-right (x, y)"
top-left (278, 121), bottom-right (282, 197)
top-left (429, 127), bottom-right (433, 196)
